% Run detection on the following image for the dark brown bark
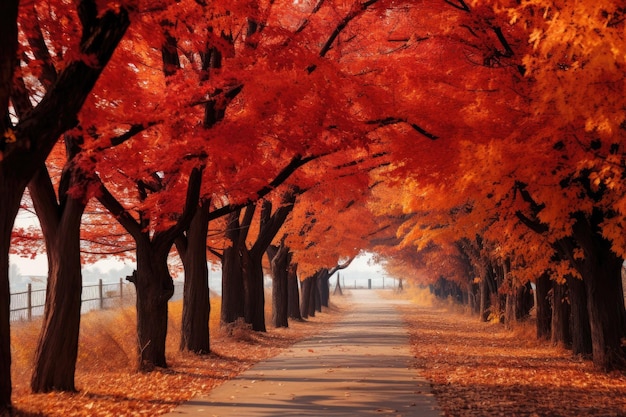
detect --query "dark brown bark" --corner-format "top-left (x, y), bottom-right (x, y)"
top-left (0, 184), bottom-right (21, 412)
top-left (220, 210), bottom-right (246, 325)
top-left (267, 243), bottom-right (290, 328)
top-left (177, 200), bottom-right (211, 354)
top-left (479, 274), bottom-right (491, 322)
top-left (333, 273), bottom-right (343, 296)
top-left (234, 194), bottom-right (296, 332)
top-left (314, 273), bottom-right (322, 313)
top-left (0, 0), bottom-right (18, 143)
top-left (30, 197), bottom-right (85, 392)
top-left (287, 264), bottom-right (302, 320)
top-left (318, 269), bottom-right (331, 309)
top-left (551, 281), bottom-right (571, 347)
top-left (30, 134), bottom-right (88, 392)
top-left (504, 290), bottom-right (515, 327)
top-left (300, 274), bottom-right (314, 319)
top-left (242, 248), bottom-right (266, 332)
top-left (567, 274), bottom-right (592, 356)
top-left (571, 215), bottom-right (626, 369)
top-left (134, 237), bottom-right (173, 369)
top-left (308, 273), bottom-right (319, 317)
top-left (517, 282), bottom-right (534, 320)
top-left (535, 272), bottom-right (552, 341)
top-left (505, 281), bottom-right (532, 327)
top-left (220, 205), bottom-right (258, 329)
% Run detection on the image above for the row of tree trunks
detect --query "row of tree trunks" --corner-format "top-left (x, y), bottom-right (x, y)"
top-left (517, 186), bottom-right (626, 370)
top-left (447, 220), bottom-right (625, 371)
top-left (221, 191), bottom-right (297, 332)
top-left (570, 214), bottom-right (626, 370)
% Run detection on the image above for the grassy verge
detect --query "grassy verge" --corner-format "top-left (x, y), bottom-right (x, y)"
top-left (10, 292), bottom-right (350, 416)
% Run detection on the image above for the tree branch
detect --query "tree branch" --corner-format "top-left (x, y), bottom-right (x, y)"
top-left (9, 6), bottom-right (130, 179)
top-left (444, 0), bottom-right (470, 12)
top-left (366, 117), bottom-right (438, 140)
top-left (97, 180), bottom-right (144, 240)
top-left (318, 0), bottom-right (380, 59)
top-left (208, 154), bottom-right (318, 221)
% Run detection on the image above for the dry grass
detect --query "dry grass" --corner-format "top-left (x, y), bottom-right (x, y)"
top-left (10, 292), bottom-right (349, 416)
top-left (395, 287), bottom-right (626, 417)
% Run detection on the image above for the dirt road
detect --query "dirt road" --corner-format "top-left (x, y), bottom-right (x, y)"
top-left (163, 290), bottom-right (442, 417)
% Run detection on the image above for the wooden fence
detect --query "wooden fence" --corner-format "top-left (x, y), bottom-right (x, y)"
top-left (10, 278), bottom-right (183, 322)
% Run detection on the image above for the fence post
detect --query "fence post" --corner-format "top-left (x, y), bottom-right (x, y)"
top-left (99, 279), bottom-right (104, 310)
top-left (27, 283), bottom-right (32, 321)
top-left (119, 277), bottom-right (123, 300)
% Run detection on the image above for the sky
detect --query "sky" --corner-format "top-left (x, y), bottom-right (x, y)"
top-left (10, 249), bottom-right (391, 289)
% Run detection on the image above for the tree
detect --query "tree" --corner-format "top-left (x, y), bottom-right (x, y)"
top-left (1, 1), bottom-right (129, 408)
top-left (383, 0), bottom-right (626, 369)
top-left (97, 165), bottom-right (203, 370)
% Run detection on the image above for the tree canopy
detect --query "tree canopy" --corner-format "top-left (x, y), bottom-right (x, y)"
top-left (2, 0), bottom-right (626, 411)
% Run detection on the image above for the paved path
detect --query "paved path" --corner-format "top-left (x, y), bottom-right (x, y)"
top-left (163, 290), bottom-right (442, 417)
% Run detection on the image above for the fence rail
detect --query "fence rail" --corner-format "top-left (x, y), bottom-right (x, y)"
top-left (10, 279), bottom-right (183, 322)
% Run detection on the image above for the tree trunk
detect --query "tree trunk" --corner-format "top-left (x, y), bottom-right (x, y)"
top-left (571, 214), bottom-right (626, 370)
top-left (583, 253), bottom-right (626, 369)
top-left (267, 244), bottom-right (289, 328)
top-left (503, 260), bottom-right (515, 326)
top-left (242, 248), bottom-right (266, 332)
top-left (535, 272), bottom-right (552, 341)
top-left (179, 202), bottom-right (210, 354)
top-left (333, 273), bottom-right (343, 296)
top-left (468, 282), bottom-right (478, 314)
top-left (243, 195), bottom-right (296, 332)
top-left (567, 274), bottom-right (592, 356)
top-left (551, 281), bottom-right (571, 347)
top-left (221, 211), bottom-right (245, 325)
top-left (515, 282), bottom-right (533, 320)
top-left (0, 184), bottom-right (22, 411)
top-left (309, 273), bottom-right (319, 316)
top-left (134, 239), bottom-right (174, 370)
top-left (300, 275), bottom-right (314, 319)
top-left (504, 290), bottom-right (515, 328)
top-left (0, 2), bottom-right (20, 407)
top-left (30, 134), bottom-right (89, 392)
top-left (287, 264), bottom-right (302, 320)
top-left (31, 196), bottom-right (85, 392)
top-left (318, 270), bottom-right (331, 309)
top-left (479, 275), bottom-right (491, 322)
